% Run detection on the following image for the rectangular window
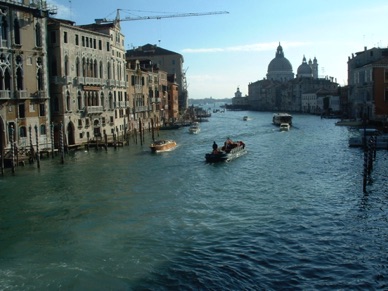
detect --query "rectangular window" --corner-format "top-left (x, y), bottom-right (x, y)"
top-left (75, 34), bottom-right (79, 45)
top-left (64, 31), bottom-right (68, 43)
top-left (99, 40), bottom-right (102, 50)
top-left (78, 119), bottom-right (82, 127)
top-left (82, 36), bottom-right (85, 47)
top-left (39, 103), bottom-right (45, 116)
top-left (51, 31), bottom-right (56, 43)
top-left (18, 103), bottom-right (25, 118)
top-left (107, 42), bottom-right (110, 51)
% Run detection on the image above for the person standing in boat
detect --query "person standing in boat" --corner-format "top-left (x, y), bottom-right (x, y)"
top-left (212, 141), bottom-right (219, 154)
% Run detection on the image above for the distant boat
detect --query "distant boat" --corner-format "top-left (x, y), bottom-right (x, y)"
top-left (150, 140), bottom-right (177, 152)
top-left (279, 123), bottom-right (290, 131)
top-left (273, 113), bottom-right (292, 126)
top-left (243, 116), bottom-right (250, 121)
top-left (159, 124), bottom-right (180, 130)
top-left (188, 122), bottom-right (200, 134)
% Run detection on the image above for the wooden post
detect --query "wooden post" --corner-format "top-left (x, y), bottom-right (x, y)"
top-left (29, 125), bottom-right (34, 164)
top-left (50, 122), bottom-right (55, 158)
top-left (362, 146), bottom-right (368, 193)
top-left (10, 125), bottom-right (15, 174)
top-left (35, 124), bottom-right (40, 169)
top-left (139, 118), bottom-right (143, 146)
top-left (151, 118), bottom-right (155, 141)
top-left (60, 122), bottom-right (64, 164)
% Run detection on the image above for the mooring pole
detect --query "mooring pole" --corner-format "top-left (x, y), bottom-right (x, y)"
top-left (60, 122), bottom-right (64, 164)
top-left (10, 125), bottom-right (15, 174)
top-left (35, 125), bottom-right (40, 169)
top-left (51, 122), bottom-right (55, 158)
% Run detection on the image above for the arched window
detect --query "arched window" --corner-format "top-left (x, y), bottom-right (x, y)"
top-left (82, 58), bottom-right (86, 77)
top-left (4, 68), bottom-right (11, 90)
top-left (109, 92), bottom-right (113, 109)
top-left (16, 67), bottom-right (23, 90)
top-left (76, 57), bottom-right (80, 77)
top-left (37, 68), bottom-right (43, 90)
top-left (0, 16), bottom-right (8, 45)
top-left (14, 18), bottom-right (21, 45)
top-left (99, 61), bottom-right (103, 79)
top-left (100, 92), bottom-right (105, 109)
top-left (66, 91), bottom-right (71, 111)
top-left (35, 22), bottom-right (42, 47)
top-left (64, 55), bottom-right (69, 76)
top-left (77, 91), bottom-right (82, 110)
top-left (107, 62), bottom-right (111, 79)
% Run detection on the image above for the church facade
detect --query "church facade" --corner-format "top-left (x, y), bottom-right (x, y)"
top-left (248, 43), bottom-right (338, 113)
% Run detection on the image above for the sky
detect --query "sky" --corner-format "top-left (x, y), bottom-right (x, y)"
top-left (47, 0), bottom-right (388, 99)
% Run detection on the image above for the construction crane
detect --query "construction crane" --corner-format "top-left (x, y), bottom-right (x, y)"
top-left (95, 9), bottom-right (229, 24)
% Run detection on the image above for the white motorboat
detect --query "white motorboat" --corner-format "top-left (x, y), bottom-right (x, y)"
top-left (279, 123), bottom-right (290, 131)
top-left (188, 122), bottom-right (200, 134)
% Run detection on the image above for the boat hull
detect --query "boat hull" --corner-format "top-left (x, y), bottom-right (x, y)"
top-left (150, 140), bottom-right (177, 152)
top-left (205, 143), bottom-right (246, 163)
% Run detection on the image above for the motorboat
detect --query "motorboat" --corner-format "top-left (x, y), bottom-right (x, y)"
top-left (279, 123), bottom-right (290, 131)
top-left (205, 140), bottom-right (246, 163)
top-left (348, 129), bottom-right (388, 148)
top-left (243, 116), bottom-right (249, 121)
top-left (273, 113), bottom-right (292, 126)
top-left (150, 140), bottom-right (177, 152)
top-left (188, 122), bottom-right (200, 134)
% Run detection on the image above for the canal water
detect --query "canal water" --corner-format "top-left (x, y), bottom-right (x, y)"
top-left (1, 111), bottom-right (387, 290)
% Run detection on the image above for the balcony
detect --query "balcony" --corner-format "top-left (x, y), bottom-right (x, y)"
top-left (0, 90), bottom-right (11, 100)
top-left (86, 106), bottom-right (103, 114)
top-left (115, 101), bottom-right (127, 108)
top-left (50, 76), bottom-right (73, 85)
top-left (15, 90), bottom-right (29, 99)
top-left (134, 106), bottom-right (148, 113)
top-left (84, 77), bottom-right (103, 86)
top-left (150, 98), bottom-right (161, 103)
top-left (0, 39), bottom-right (8, 48)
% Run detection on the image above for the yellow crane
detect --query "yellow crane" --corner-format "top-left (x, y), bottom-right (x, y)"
top-left (95, 9), bottom-right (229, 24)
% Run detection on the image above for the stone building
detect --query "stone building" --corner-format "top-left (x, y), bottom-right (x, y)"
top-left (47, 18), bottom-right (128, 147)
top-left (0, 0), bottom-right (53, 156)
top-left (347, 46), bottom-right (388, 120)
top-left (126, 44), bottom-right (187, 115)
top-left (126, 59), bottom-right (169, 128)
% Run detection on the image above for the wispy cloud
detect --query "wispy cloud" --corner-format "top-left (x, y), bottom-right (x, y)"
top-left (182, 41), bottom-right (309, 54)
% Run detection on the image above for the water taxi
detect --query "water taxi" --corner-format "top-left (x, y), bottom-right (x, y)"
top-left (273, 113), bottom-right (292, 126)
top-left (150, 140), bottom-right (177, 152)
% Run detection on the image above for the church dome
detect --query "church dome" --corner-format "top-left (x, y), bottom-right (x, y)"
top-left (267, 43), bottom-right (293, 73)
top-left (266, 43), bottom-right (294, 81)
top-left (297, 56), bottom-right (312, 77)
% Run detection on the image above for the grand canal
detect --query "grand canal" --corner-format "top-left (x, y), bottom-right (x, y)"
top-left (1, 111), bottom-right (387, 290)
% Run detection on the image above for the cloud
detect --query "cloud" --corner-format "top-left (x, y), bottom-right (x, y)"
top-left (182, 41), bottom-right (309, 54)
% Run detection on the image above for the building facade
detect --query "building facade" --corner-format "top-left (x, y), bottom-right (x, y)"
top-left (126, 44), bottom-right (187, 115)
top-left (47, 18), bottom-right (128, 147)
top-left (0, 0), bottom-right (53, 157)
top-left (348, 46), bottom-right (388, 120)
